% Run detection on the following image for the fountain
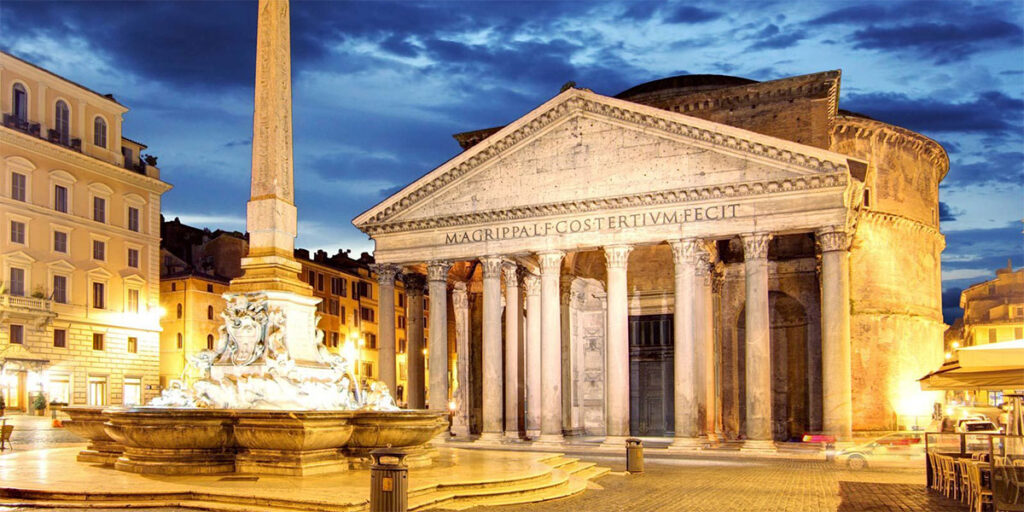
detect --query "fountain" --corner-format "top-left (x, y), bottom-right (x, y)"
top-left (64, 0), bottom-right (445, 476)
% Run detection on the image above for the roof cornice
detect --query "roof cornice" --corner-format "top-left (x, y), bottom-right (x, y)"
top-left (833, 115), bottom-right (949, 180)
top-left (354, 88), bottom-right (859, 230)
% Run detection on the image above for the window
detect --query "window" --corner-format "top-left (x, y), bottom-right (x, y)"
top-left (366, 333), bottom-right (377, 349)
top-left (49, 375), bottom-right (70, 404)
top-left (331, 277), bottom-right (346, 296)
top-left (206, 284), bottom-right (213, 293)
top-left (399, 339), bottom-right (407, 353)
top-left (207, 305), bottom-right (214, 320)
top-left (92, 282), bottom-right (105, 309)
top-left (127, 289), bottom-right (139, 313)
top-left (53, 329), bottom-right (66, 348)
top-left (328, 299), bottom-right (339, 316)
top-left (54, 231), bottom-right (68, 253)
top-left (12, 83), bottom-right (27, 121)
top-left (92, 332), bottom-right (104, 350)
top-left (176, 333), bottom-right (183, 350)
top-left (87, 376), bottom-right (107, 406)
top-left (52, 275), bottom-right (68, 303)
top-left (176, 303), bottom-right (182, 318)
top-left (863, 188), bottom-right (871, 208)
top-left (307, 271), bottom-right (315, 287)
top-left (361, 307), bottom-right (375, 323)
top-left (8, 267), bottom-right (25, 296)
top-left (330, 332), bottom-right (339, 347)
top-left (988, 285), bottom-right (996, 296)
top-left (340, 306), bottom-right (346, 325)
top-left (399, 293), bottom-right (405, 307)
top-left (990, 328), bottom-right (998, 343)
top-left (93, 196), bottom-right (106, 222)
top-left (54, 184), bottom-right (68, 213)
top-left (10, 220), bottom-right (25, 244)
top-left (93, 117), bottom-right (107, 148)
top-left (1016, 327), bottom-right (1023, 339)
top-left (398, 316), bottom-right (406, 329)
top-left (127, 206), bottom-right (140, 232)
top-left (207, 334), bottom-right (215, 350)
top-left (317, 273), bottom-right (324, 291)
top-left (362, 361), bottom-right (373, 378)
top-left (127, 336), bottom-right (138, 353)
top-left (171, 282), bottom-right (176, 291)
top-left (357, 282), bottom-right (372, 299)
top-left (127, 248), bottom-right (139, 268)
top-left (92, 240), bottom-right (105, 260)
top-left (123, 378), bottom-right (141, 406)
top-left (55, 100), bottom-right (70, 144)
top-left (10, 172), bottom-right (26, 201)
top-left (10, 324), bottom-right (24, 344)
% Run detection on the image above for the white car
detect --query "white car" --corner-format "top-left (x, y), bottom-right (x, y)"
top-left (955, 420), bottom-right (1002, 434)
top-left (835, 432), bottom-right (926, 469)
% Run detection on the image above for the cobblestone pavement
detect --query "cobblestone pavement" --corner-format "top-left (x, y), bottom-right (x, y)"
top-left (457, 457), bottom-right (962, 512)
top-left (0, 415), bottom-right (83, 451)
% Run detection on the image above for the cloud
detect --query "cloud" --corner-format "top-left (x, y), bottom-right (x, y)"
top-left (848, 20), bottom-right (1023, 63)
top-left (945, 151), bottom-right (1024, 188)
top-left (941, 286), bottom-right (964, 324)
top-left (842, 91), bottom-right (1024, 136)
top-left (938, 202), bottom-right (959, 222)
top-left (941, 224), bottom-right (1024, 285)
top-left (664, 6), bottom-right (723, 24)
top-left (745, 24), bottom-right (807, 50)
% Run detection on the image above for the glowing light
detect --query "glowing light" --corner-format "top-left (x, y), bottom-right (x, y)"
top-left (341, 340), bottom-right (358, 363)
top-left (422, 348), bottom-right (428, 356)
top-left (946, 406), bottom-right (955, 416)
top-left (952, 341), bottom-right (960, 349)
top-left (156, 306), bottom-right (168, 318)
top-left (358, 339), bottom-right (365, 347)
top-left (945, 352), bottom-right (952, 360)
top-left (448, 400), bottom-right (457, 411)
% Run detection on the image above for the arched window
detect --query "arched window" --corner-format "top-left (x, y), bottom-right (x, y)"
top-left (54, 100), bottom-right (70, 145)
top-left (207, 305), bottom-right (214, 320)
top-left (176, 303), bottom-right (183, 319)
top-left (176, 333), bottom-right (183, 349)
top-left (12, 84), bottom-right (28, 122)
top-left (206, 334), bottom-right (215, 350)
top-left (93, 117), bottom-right (107, 148)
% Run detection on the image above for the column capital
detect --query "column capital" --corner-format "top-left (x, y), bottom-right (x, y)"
top-left (522, 273), bottom-right (540, 296)
top-left (668, 238), bottom-right (700, 266)
top-left (501, 261), bottom-right (521, 285)
top-left (370, 263), bottom-right (401, 284)
top-left (816, 227), bottom-right (851, 252)
top-left (603, 245), bottom-right (633, 270)
top-left (741, 233), bottom-right (772, 260)
top-left (404, 272), bottom-right (427, 293)
top-left (537, 251), bottom-right (565, 273)
top-left (480, 255), bottom-right (504, 278)
top-left (452, 281), bottom-right (468, 308)
top-left (426, 260), bottom-right (453, 282)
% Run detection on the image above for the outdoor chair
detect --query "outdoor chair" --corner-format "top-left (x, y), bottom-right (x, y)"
top-left (929, 454), bottom-right (942, 491)
top-left (967, 461), bottom-right (993, 512)
top-left (942, 456), bottom-right (960, 500)
top-left (958, 458), bottom-right (972, 503)
top-left (0, 424), bottom-right (12, 451)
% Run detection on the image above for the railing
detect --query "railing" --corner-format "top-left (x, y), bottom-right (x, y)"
top-left (123, 159), bottom-right (148, 175)
top-left (926, 432), bottom-right (1024, 511)
top-left (0, 294), bottom-right (52, 313)
top-left (2, 113), bottom-right (40, 137)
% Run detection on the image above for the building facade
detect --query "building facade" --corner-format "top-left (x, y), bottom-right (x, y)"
top-left (355, 71), bottom-right (948, 445)
top-left (0, 51), bottom-right (171, 411)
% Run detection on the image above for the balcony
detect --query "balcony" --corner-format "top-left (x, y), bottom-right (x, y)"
top-left (2, 113), bottom-right (40, 137)
top-left (0, 293), bottom-right (53, 314)
top-left (46, 129), bottom-right (82, 152)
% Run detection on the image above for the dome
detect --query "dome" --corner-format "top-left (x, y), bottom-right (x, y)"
top-left (615, 74), bottom-right (758, 101)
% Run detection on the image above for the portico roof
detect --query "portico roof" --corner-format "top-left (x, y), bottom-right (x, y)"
top-left (354, 87), bottom-right (866, 264)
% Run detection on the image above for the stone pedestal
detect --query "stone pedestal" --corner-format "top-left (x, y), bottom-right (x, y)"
top-left (107, 409), bottom-right (236, 475)
top-left (233, 411), bottom-right (354, 476)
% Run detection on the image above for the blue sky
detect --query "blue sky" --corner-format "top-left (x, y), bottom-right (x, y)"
top-left (2, 0), bottom-right (1021, 322)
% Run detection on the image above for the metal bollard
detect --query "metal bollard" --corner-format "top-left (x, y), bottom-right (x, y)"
top-left (626, 437), bottom-right (644, 473)
top-left (370, 448), bottom-right (409, 512)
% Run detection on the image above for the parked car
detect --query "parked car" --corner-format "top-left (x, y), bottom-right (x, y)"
top-left (835, 432), bottom-right (925, 470)
top-left (955, 420), bottom-right (1002, 434)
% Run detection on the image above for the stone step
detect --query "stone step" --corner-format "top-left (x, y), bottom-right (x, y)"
top-left (408, 467), bottom-right (571, 510)
top-left (573, 464), bottom-right (611, 481)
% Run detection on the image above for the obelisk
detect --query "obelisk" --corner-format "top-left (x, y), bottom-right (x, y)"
top-left (228, 0), bottom-right (321, 365)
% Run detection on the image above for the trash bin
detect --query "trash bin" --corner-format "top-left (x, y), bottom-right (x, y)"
top-left (370, 448), bottom-right (409, 512)
top-left (626, 437), bottom-right (643, 473)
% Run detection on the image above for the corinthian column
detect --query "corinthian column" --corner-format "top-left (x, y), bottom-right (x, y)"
top-left (695, 244), bottom-right (718, 442)
top-left (427, 260), bottom-right (452, 412)
top-left (537, 250), bottom-right (564, 445)
top-left (602, 245), bottom-right (632, 446)
top-left (669, 239), bottom-right (701, 449)
top-left (372, 264), bottom-right (401, 391)
top-left (503, 262), bottom-right (522, 440)
top-left (479, 256), bottom-right (505, 442)
top-left (741, 233), bottom-right (775, 452)
top-left (523, 273), bottom-right (542, 438)
top-left (818, 227), bottom-right (853, 441)
top-left (450, 282), bottom-right (471, 438)
top-left (405, 273), bottom-right (427, 409)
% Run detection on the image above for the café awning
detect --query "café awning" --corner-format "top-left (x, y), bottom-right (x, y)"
top-left (919, 339), bottom-right (1024, 391)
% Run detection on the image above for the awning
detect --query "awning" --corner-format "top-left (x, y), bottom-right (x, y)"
top-left (919, 339), bottom-right (1024, 391)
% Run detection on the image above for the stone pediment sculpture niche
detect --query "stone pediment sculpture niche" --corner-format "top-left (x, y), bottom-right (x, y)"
top-left (150, 292), bottom-right (398, 411)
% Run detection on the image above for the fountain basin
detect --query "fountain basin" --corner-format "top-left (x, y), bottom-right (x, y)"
top-left (63, 406), bottom-right (446, 475)
top-left (63, 406), bottom-right (123, 465)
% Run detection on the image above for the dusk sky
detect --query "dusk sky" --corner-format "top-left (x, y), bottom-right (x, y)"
top-left (1, 0), bottom-right (1021, 322)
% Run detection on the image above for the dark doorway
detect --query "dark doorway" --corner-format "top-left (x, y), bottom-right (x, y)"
top-left (629, 314), bottom-right (674, 436)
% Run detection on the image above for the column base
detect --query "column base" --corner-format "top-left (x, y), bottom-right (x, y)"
top-left (599, 435), bottom-right (632, 449)
top-left (532, 434), bottom-right (564, 446)
top-left (475, 432), bottom-right (504, 444)
top-left (667, 437), bottom-right (703, 451)
top-left (503, 431), bottom-right (523, 442)
top-left (525, 429), bottom-right (540, 440)
top-left (740, 439), bottom-right (778, 453)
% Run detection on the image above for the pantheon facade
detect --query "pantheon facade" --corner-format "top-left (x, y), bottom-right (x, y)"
top-left (353, 71), bottom-right (947, 448)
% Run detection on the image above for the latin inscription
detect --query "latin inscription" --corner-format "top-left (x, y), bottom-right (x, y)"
top-left (444, 204), bottom-right (740, 245)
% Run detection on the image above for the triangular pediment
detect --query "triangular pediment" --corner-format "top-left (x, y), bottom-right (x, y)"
top-left (354, 88), bottom-right (858, 232)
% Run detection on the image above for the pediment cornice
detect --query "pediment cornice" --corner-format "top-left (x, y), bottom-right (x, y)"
top-left (363, 172), bottom-right (849, 236)
top-left (355, 88), bottom-right (859, 231)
